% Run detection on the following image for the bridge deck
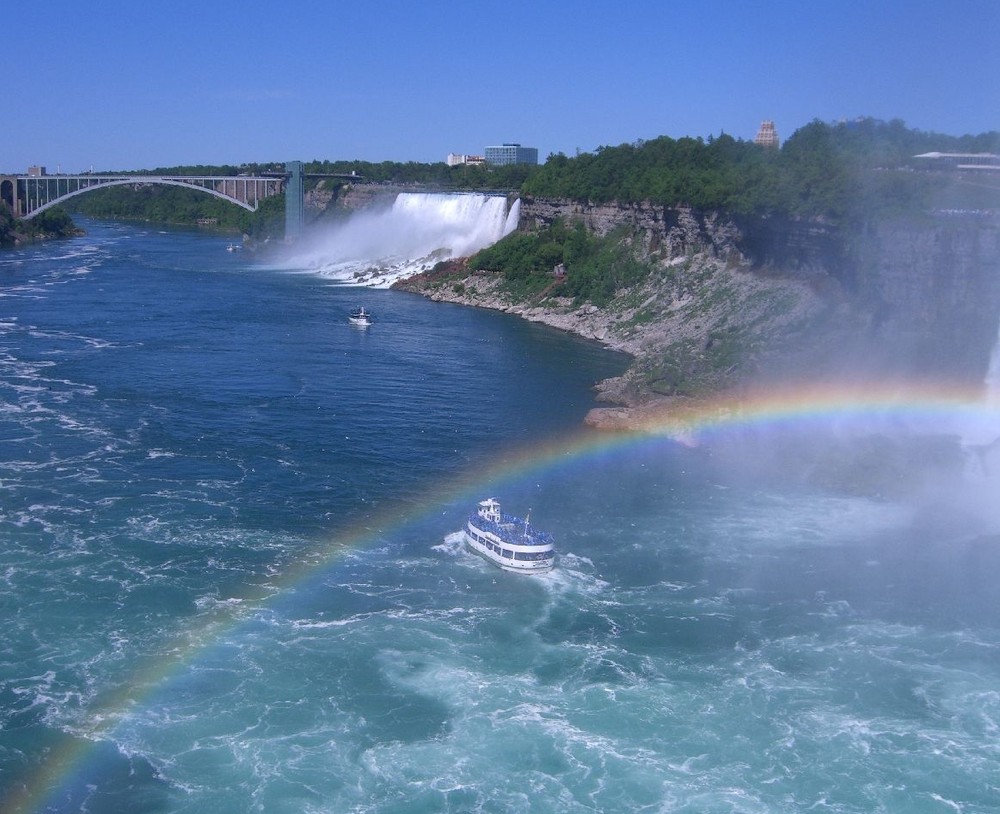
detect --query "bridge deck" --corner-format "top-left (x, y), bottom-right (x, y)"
top-left (2, 174), bottom-right (284, 219)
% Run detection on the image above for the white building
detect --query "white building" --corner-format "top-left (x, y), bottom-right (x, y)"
top-left (913, 152), bottom-right (1000, 171)
top-left (446, 153), bottom-right (486, 166)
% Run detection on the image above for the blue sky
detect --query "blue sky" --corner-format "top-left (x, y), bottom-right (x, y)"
top-left (4, 0), bottom-right (999, 173)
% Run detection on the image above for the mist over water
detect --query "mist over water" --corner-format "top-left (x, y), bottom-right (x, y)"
top-left (275, 192), bottom-right (518, 287)
top-left (987, 321), bottom-right (1000, 402)
top-left (2, 221), bottom-right (1000, 813)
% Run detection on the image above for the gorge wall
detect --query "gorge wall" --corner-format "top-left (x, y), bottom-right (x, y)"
top-left (851, 217), bottom-right (1000, 381)
top-left (312, 184), bottom-right (1000, 393)
top-left (516, 197), bottom-right (1000, 386)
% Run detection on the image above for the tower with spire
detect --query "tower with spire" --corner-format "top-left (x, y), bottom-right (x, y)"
top-left (754, 120), bottom-right (780, 148)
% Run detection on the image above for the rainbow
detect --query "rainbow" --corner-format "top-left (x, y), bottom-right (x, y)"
top-left (5, 379), bottom-right (999, 814)
top-left (587, 379), bottom-right (998, 440)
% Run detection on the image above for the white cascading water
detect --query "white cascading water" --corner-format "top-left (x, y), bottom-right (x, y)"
top-left (504, 198), bottom-right (521, 236)
top-left (986, 320), bottom-right (1000, 403)
top-left (958, 316), bottom-right (1000, 487)
top-left (280, 192), bottom-right (518, 288)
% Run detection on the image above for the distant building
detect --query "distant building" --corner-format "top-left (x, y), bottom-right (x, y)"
top-left (753, 121), bottom-right (779, 149)
top-left (27, 165), bottom-right (47, 177)
top-left (912, 152), bottom-right (1000, 172)
top-left (446, 153), bottom-right (486, 166)
top-left (484, 143), bottom-right (538, 166)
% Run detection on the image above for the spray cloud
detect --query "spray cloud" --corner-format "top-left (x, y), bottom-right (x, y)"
top-left (277, 192), bottom-right (518, 288)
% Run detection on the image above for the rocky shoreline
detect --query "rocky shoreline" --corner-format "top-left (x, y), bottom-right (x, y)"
top-left (392, 198), bottom-right (1000, 433)
top-left (393, 250), bottom-right (830, 431)
top-left (393, 264), bottom-right (650, 429)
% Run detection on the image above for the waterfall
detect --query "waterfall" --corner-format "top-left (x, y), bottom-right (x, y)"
top-left (986, 319), bottom-right (1000, 403)
top-left (279, 192), bottom-right (519, 288)
top-left (503, 198), bottom-right (521, 237)
top-left (959, 316), bottom-right (1000, 483)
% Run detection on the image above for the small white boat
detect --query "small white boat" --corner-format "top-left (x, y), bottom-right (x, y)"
top-left (348, 307), bottom-right (373, 326)
top-left (226, 243), bottom-right (242, 252)
top-left (464, 498), bottom-right (555, 573)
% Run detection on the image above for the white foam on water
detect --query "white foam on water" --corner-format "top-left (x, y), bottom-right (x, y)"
top-left (432, 530), bottom-right (467, 558)
top-left (275, 192), bottom-right (518, 288)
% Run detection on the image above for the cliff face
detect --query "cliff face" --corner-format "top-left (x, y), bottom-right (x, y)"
top-left (514, 197), bottom-right (1000, 387)
top-left (520, 197), bottom-right (743, 260)
top-left (397, 197), bottom-right (834, 408)
top-left (852, 217), bottom-right (1000, 381)
top-left (305, 182), bottom-right (420, 219)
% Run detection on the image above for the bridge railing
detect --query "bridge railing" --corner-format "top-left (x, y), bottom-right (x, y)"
top-left (9, 174), bottom-right (284, 219)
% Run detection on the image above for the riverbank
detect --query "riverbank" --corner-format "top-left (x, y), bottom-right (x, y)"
top-left (396, 194), bottom-right (1000, 433)
top-left (0, 207), bottom-right (83, 247)
top-left (393, 250), bottom-right (832, 431)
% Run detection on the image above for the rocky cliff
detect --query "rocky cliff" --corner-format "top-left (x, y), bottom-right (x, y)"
top-left (541, 199), bottom-right (1000, 385)
top-left (519, 197), bottom-right (744, 260)
top-left (395, 195), bottom-right (1000, 428)
top-left (305, 182), bottom-right (426, 220)
top-left (852, 215), bottom-right (1000, 381)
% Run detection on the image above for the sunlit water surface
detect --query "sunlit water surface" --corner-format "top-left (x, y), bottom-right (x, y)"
top-left (1, 220), bottom-right (998, 813)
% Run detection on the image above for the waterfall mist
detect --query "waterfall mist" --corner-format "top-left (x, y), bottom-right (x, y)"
top-left (987, 321), bottom-right (1000, 403)
top-left (275, 192), bottom-right (518, 288)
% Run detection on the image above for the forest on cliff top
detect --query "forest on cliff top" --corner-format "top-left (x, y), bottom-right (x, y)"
top-left (6, 117), bottom-right (999, 246)
top-left (467, 118), bottom-right (1000, 306)
top-left (521, 118), bottom-right (1000, 218)
top-left (276, 118), bottom-right (1000, 221)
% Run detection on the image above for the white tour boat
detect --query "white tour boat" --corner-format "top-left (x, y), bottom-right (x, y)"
top-left (348, 306), bottom-right (373, 326)
top-left (464, 498), bottom-right (555, 573)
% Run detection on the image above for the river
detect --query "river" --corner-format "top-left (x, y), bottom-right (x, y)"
top-left (1, 216), bottom-right (999, 813)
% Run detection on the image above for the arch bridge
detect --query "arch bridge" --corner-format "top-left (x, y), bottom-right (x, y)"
top-left (0, 172), bottom-right (284, 220)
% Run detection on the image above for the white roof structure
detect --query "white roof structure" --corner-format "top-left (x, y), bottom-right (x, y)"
top-left (913, 152), bottom-right (1000, 170)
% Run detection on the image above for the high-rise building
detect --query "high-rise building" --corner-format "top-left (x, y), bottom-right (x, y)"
top-left (484, 143), bottom-right (538, 166)
top-left (753, 121), bottom-right (780, 148)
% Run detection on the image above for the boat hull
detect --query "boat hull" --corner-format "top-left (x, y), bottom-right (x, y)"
top-left (464, 519), bottom-right (555, 573)
top-left (348, 308), bottom-right (372, 326)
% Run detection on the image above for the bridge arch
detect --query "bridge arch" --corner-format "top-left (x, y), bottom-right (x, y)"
top-left (6, 164), bottom-right (317, 241)
top-left (21, 177), bottom-right (273, 219)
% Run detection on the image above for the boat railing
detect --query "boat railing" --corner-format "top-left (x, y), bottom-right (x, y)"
top-left (470, 512), bottom-right (554, 546)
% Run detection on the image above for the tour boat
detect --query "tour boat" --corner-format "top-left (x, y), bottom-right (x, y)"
top-left (348, 306), bottom-right (373, 326)
top-left (464, 498), bottom-right (555, 573)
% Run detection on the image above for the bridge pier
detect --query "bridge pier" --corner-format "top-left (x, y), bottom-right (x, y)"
top-left (285, 161), bottom-right (304, 242)
top-left (1, 176), bottom-right (22, 216)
